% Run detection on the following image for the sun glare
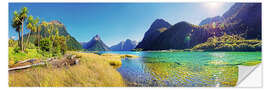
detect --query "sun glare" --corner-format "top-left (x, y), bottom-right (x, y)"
top-left (204, 2), bottom-right (224, 10)
top-left (202, 2), bottom-right (224, 16)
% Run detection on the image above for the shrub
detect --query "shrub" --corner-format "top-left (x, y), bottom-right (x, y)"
top-left (53, 36), bottom-right (67, 54)
top-left (8, 47), bottom-right (44, 64)
top-left (25, 42), bottom-right (37, 49)
top-left (192, 34), bottom-right (261, 51)
top-left (40, 38), bottom-right (52, 52)
top-left (131, 48), bottom-right (143, 51)
top-left (240, 61), bottom-right (261, 66)
top-left (8, 39), bottom-right (17, 47)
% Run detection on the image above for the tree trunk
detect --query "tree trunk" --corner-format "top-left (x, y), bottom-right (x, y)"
top-left (26, 31), bottom-right (31, 48)
top-left (18, 31), bottom-right (21, 47)
top-left (21, 19), bottom-right (24, 52)
top-left (38, 29), bottom-right (40, 48)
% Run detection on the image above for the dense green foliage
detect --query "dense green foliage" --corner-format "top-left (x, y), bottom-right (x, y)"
top-left (9, 35), bottom-right (68, 64)
top-left (192, 33), bottom-right (261, 51)
top-left (8, 43), bottom-right (44, 65)
top-left (39, 38), bottom-right (52, 52)
top-left (8, 39), bottom-right (17, 47)
top-left (39, 36), bottom-right (67, 57)
top-left (9, 7), bottom-right (72, 65)
top-left (66, 36), bottom-right (82, 50)
top-left (51, 35), bottom-right (68, 56)
top-left (25, 21), bottom-right (82, 50)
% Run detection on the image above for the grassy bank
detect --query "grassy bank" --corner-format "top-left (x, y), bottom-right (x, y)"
top-left (192, 34), bottom-right (261, 51)
top-left (8, 47), bottom-right (47, 66)
top-left (9, 51), bottom-right (126, 87)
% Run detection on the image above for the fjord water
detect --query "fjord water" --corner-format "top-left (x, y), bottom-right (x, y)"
top-left (99, 51), bottom-right (261, 87)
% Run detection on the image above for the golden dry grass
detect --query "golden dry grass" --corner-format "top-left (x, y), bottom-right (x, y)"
top-left (100, 53), bottom-right (139, 68)
top-left (100, 53), bottom-right (124, 67)
top-left (101, 53), bottom-right (139, 58)
top-left (9, 51), bottom-right (126, 87)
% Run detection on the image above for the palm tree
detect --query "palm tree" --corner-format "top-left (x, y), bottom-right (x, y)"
top-left (36, 18), bottom-right (42, 48)
top-left (12, 7), bottom-right (29, 51)
top-left (12, 11), bottom-right (21, 47)
top-left (26, 15), bottom-right (39, 48)
top-left (47, 24), bottom-right (55, 38)
top-left (52, 28), bottom-right (59, 47)
top-left (40, 21), bottom-right (48, 38)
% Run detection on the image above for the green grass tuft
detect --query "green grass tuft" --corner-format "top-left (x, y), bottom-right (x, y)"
top-left (240, 61), bottom-right (261, 66)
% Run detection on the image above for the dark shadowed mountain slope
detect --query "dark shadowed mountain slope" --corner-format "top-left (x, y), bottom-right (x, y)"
top-left (136, 19), bottom-right (171, 50)
top-left (199, 3), bottom-right (261, 39)
top-left (224, 3), bottom-right (261, 39)
top-left (150, 21), bottom-right (209, 50)
top-left (150, 21), bottom-right (193, 50)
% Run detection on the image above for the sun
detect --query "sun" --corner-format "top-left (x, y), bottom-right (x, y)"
top-left (203, 2), bottom-right (224, 10)
top-left (202, 2), bottom-right (224, 16)
top-left (208, 3), bottom-right (219, 8)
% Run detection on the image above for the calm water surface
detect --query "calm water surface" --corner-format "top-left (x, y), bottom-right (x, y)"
top-left (99, 51), bottom-right (261, 87)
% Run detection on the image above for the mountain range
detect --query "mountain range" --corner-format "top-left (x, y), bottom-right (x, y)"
top-left (81, 35), bottom-right (110, 51)
top-left (110, 39), bottom-right (137, 51)
top-left (136, 3), bottom-right (261, 50)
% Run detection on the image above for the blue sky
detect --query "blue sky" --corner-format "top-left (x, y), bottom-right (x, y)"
top-left (9, 3), bottom-right (234, 46)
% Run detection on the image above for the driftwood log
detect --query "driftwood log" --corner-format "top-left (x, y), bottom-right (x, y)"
top-left (16, 59), bottom-right (37, 64)
top-left (8, 62), bottom-right (45, 71)
top-left (9, 55), bottom-right (80, 71)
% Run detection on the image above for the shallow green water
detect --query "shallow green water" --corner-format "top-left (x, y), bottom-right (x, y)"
top-left (99, 51), bottom-right (261, 87)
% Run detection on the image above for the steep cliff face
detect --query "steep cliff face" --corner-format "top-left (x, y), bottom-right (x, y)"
top-left (110, 39), bottom-right (137, 51)
top-left (82, 35), bottom-right (110, 51)
top-left (136, 19), bottom-right (171, 50)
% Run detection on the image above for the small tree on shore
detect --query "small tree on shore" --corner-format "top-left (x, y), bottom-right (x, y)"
top-left (26, 15), bottom-right (39, 48)
top-left (12, 7), bottom-right (29, 52)
top-left (12, 11), bottom-right (21, 48)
